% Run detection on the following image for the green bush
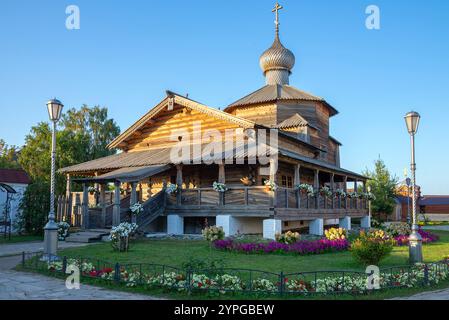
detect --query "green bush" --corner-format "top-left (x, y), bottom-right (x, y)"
top-left (350, 233), bottom-right (395, 266)
top-left (202, 226), bottom-right (225, 242)
top-left (16, 181), bottom-right (50, 235)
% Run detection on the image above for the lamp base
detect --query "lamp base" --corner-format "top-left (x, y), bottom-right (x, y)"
top-left (43, 220), bottom-right (59, 259)
top-left (409, 231), bottom-right (423, 264)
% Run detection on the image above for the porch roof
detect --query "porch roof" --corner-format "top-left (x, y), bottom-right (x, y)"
top-left (88, 165), bottom-right (172, 183)
top-left (278, 149), bottom-right (368, 180)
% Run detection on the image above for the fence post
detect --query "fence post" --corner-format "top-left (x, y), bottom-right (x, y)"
top-left (424, 264), bottom-right (429, 286)
top-left (114, 263), bottom-right (121, 284)
top-left (22, 252), bottom-right (25, 268)
top-left (279, 272), bottom-right (284, 296)
top-left (62, 256), bottom-right (67, 274)
top-left (187, 268), bottom-right (192, 295)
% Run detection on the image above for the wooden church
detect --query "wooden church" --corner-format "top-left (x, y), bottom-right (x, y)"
top-left (59, 3), bottom-right (370, 239)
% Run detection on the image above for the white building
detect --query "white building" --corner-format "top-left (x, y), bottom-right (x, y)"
top-left (0, 169), bottom-right (31, 233)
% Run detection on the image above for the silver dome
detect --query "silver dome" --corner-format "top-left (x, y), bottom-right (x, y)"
top-left (259, 35), bottom-right (295, 75)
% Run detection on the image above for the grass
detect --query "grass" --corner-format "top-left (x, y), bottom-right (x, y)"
top-left (58, 230), bottom-right (449, 273)
top-left (20, 230), bottom-right (449, 300)
top-left (0, 234), bottom-right (43, 244)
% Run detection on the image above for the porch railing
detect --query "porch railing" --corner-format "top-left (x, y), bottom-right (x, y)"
top-left (166, 186), bottom-right (368, 211)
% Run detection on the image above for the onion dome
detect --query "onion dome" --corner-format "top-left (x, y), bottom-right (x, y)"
top-left (259, 3), bottom-right (295, 85)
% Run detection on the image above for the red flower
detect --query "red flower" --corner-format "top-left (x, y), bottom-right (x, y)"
top-left (102, 267), bottom-right (113, 274)
top-left (198, 282), bottom-right (203, 288)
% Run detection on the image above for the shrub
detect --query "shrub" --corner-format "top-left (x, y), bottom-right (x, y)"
top-left (57, 222), bottom-right (70, 241)
top-left (275, 231), bottom-right (300, 244)
top-left (16, 181), bottom-right (50, 235)
top-left (325, 227), bottom-right (347, 240)
top-left (350, 233), bottom-right (395, 266)
top-left (385, 222), bottom-right (410, 237)
top-left (110, 222), bottom-right (138, 252)
top-left (202, 226), bottom-right (225, 242)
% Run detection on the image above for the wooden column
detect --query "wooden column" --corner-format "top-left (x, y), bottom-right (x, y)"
top-left (294, 164), bottom-right (301, 208)
top-left (176, 164), bottom-right (183, 205)
top-left (343, 176), bottom-right (348, 209)
top-left (330, 173), bottom-right (335, 209)
top-left (65, 174), bottom-right (72, 222)
top-left (130, 182), bottom-right (138, 224)
top-left (113, 181), bottom-right (121, 226)
top-left (218, 164), bottom-right (225, 206)
top-left (269, 158), bottom-right (278, 207)
top-left (82, 183), bottom-right (89, 230)
top-left (314, 169), bottom-right (320, 209)
top-left (218, 164), bottom-right (226, 183)
top-left (354, 179), bottom-right (358, 209)
top-left (100, 184), bottom-right (107, 228)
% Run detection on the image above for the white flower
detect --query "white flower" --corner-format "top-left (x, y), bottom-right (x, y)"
top-left (130, 202), bottom-right (144, 215)
top-left (212, 182), bottom-right (228, 193)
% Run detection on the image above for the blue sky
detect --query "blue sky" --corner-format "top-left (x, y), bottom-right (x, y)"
top-left (0, 0), bottom-right (448, 194)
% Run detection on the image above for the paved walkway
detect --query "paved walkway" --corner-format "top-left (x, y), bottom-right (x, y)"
top-left (392, 288), bottom-right (449, 300)
top-left (422, 225), bottom-right (449, 232)
top-left (0, 241), bottom-right (92, 257)
top-left (0, 255), bottom-right (159, 300)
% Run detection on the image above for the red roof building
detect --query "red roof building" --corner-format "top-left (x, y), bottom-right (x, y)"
top-left (0, 169), bottom-right (31, 185)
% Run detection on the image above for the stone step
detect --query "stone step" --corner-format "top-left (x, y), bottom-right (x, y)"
top-left (66, 230), bottom-right (110, 243)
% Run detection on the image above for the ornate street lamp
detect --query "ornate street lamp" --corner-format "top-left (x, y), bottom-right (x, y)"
top-left (405, 177), bottom-right (411, 224)
top-left (404, 111), bottom-right (422, 263)
top-left (43, 98), bottom-right (64, 260)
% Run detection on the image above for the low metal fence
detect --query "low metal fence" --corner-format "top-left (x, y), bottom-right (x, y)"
top-left (20, 251), bottom-right (449, 297)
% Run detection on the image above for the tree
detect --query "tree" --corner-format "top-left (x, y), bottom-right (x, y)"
top-left (18, 105), bottom-right (120, 192)
top-left (0, 139), bottom-right (20, 169)
top-left (363, 159), bottom-right (398, 220)
top-left (16, 105), bottom-right (120, 234)
top-left (61, 105), bottom-right (120, 159)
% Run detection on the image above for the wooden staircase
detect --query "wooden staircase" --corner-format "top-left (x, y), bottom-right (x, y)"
top-left (136, 190), bottom-right (166, 231)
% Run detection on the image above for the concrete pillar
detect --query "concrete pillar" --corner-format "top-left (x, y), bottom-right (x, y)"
top-left (263, 219), bottom-right (282, 240)
top-left (82, 183), bottom-right (89, 230)
top-left (216, 215), bottom-right (237, 237)
top-left (361, 216), bottom-right (371, 229)
top-left (339, 216), bottom-right (351, 230)
top-left (113, 181), bottom-right (121, 227)
top-left (167, 215), bottom-right (184, 235)
top-left (269, 158), bottom-right (278, 207)
top-left (309, 218), bottom-right (324, 236)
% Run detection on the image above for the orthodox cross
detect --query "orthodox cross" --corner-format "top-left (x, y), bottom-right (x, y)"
top-left (272, 2), bottom-right (283, 35)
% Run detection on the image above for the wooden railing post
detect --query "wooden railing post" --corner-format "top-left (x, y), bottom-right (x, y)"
top-left (245, 188), bottom-right (249, 206)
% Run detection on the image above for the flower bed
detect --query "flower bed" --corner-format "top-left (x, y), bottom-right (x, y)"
top-left (395, 229), bottom-right (440, 246)
top-left (42, 256), bottom-right (449, 296)
top-left (213, 238), bottom-right (350, 255)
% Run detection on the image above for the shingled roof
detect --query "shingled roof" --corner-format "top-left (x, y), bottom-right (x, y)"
top-left (225, 84), bottom-right (338, 116)
top-left (274, 113), bottom-right (311, 129)
top-left (0, 169), bottom-right (31, 185)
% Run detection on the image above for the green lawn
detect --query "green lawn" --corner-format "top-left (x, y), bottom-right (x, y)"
top-left (0, 234), bottom-right (43, 244)
top-left (58, 231), bottom-right (449, 273)
top-left (27, 230), bottom-right (448, 300)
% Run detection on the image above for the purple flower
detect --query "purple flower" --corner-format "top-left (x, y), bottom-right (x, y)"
top-left (213, 238), bottom-right (349, 255)
top-left (394, 228), bottom-right (439, 246)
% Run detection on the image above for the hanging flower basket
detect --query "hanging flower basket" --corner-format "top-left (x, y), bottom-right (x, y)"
top-left (296, 184), bottom-right (315, 197)
top-left (362, 192), bottom-right (376, 201)
top-left (264, 180), bottom-right (277, 192)
top-left (165, 183), bottom-right (178, 195)
top-left (88, 186), bottom-right (97, 195)
top-left (130, 202), bottom-right (144, 215)
top-left (213, 182), bottom-right (228, 193)
top-left (320, 186), bottom-right (333, 198)
top-left (334, 189), bottom-right (347, 198)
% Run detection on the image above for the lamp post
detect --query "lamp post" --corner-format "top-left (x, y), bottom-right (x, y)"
top-left (405, 177), bottom-right (411, 224)
top-left (404, 111), bottom-right (422, 263)
top-left (43, 98), bottom-right (64, 261)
